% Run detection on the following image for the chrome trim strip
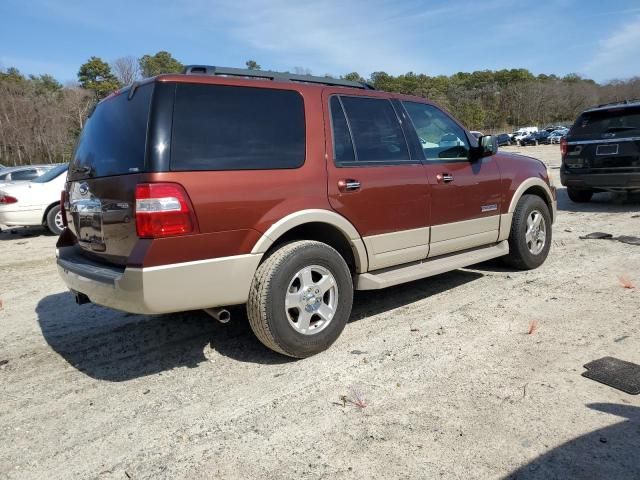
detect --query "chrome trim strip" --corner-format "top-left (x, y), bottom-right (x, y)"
top-left (481, 204), bottom-right (498, 212)
top-left (567, 136), bottom-right (640, 145)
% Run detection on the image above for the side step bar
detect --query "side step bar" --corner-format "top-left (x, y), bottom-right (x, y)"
top-left (355, 241), bottom-right (509, 290)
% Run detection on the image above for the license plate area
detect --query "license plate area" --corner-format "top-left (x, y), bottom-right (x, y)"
top-left (69, 185), bottom-right (106, 252)
top-left (596, 144), bottom-right (618, 156)
top-left (76, 199), bottom-right (105, 251)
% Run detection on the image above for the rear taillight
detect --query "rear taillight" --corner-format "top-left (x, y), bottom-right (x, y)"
top-left (60, 190), bottom-right (68, 227)
top-left (560, 137), bottom-right (567, 156)
top-left (0, 194), bottom-right (17, 204)
top-left (135, 183), bottom-right (196, 238)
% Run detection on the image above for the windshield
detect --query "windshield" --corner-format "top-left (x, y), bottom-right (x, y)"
top-left (569, 107), bottom-right (640, 139)
top-left (32, 164), bottom-right (68, 183)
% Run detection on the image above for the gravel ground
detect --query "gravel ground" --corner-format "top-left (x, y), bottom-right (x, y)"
top-left (1, 144), bottom-right (639, 479)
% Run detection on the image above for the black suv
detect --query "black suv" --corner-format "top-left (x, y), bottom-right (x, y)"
top-left (561, 100), bottom-right (640, 202)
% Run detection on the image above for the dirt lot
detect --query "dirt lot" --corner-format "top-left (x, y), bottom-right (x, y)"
top-left (1, 144), bottom-right (639, 479)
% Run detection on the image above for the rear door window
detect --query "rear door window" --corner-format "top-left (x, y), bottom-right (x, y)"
top-left (570, 107), bottom-right (640, 140)
top-left (335, 96), bottom-right (411, 165)
top-left (70, 84), bottom-right (153, 179)
top-left (171, 84), bottom-right (305, 171)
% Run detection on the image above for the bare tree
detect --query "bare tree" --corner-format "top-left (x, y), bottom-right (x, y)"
top-left (293, 66), bottom-right (312, 76)
top-left (111, 56), bottom-right (139, 85)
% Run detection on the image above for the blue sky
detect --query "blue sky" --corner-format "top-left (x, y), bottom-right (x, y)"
top-left (1, 0), bottom-right (639, 84)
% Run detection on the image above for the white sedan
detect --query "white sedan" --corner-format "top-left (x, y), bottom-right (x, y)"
top-left (0, 164), bottom-right (68, 234)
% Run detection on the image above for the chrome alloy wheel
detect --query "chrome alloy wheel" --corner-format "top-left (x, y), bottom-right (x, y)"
top-left (285, 265), bottom-right (338, 335)
top-left (54, 211), bottom-right (65, 231)
top-left (525, 210), bottom-right (546, 255)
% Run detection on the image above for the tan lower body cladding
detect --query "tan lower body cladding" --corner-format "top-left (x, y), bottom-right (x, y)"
top-left (363, 215), bottom-right (511, 270)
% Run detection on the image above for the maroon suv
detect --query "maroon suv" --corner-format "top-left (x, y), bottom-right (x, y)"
top-left (57, 66), bottom-right (557, 357)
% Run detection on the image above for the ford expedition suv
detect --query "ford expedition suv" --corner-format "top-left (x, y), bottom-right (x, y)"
top-left (561, 99), bottom-right (640, 202)
top-left (57, 66), bottom-right (557, 358)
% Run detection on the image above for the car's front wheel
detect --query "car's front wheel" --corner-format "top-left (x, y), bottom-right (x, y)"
top-left (46, 204), bottom-right (64, 235)
top-left (247, 240), bottom-right (353, 358)
top-left (503, 194), bottom-right (552, 270)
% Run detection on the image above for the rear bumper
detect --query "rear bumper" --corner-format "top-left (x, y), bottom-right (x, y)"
top-left (56, 245), bottom-right (262, 314)
top-left (561, 168), bottom-right (640, 191)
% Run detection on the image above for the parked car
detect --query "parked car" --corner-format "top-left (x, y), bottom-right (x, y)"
top-left (0, 164), bottom-right (68, 234)
top-left (56, 66), bottom-right (556, 358)
top-left (0, 165), bottom-right (56, 185)
top-left (520, 131), bottom-right (551, 146)
top-left (561, 99), bottom-right (640, 202)
top-left (513, 128), bottom-right (539, 144)
top-left (494, 133), bottom-right (512, 146)
top-left (548, 129), bottom-right (567, 144)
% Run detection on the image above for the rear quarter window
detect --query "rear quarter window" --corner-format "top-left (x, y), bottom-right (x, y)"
top-left (170, 84), bottom-right (305, 171)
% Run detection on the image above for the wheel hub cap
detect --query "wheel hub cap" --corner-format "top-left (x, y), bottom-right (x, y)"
top-left (285, 265), bottom-right (338, 335)
top-left (525, 210), bottom-right (546, 255)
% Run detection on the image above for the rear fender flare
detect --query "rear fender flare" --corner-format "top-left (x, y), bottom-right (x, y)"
top-left (251, 209), bottom-right (368, 272)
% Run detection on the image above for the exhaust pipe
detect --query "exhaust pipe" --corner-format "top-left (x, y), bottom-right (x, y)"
top-left (204, 307), bottom-right (231, 324)
top-left (74, 291), bottom-right (91, 305)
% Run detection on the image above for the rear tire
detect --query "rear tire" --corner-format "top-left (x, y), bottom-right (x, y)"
top-left (46, 204), bottom-right (64, 235)
top-left (567, 188), bottom-right (593, 203)
top-left (503, 194), bottom-right (552, 270)
top-left (247, 240), bottom-right (353, 358)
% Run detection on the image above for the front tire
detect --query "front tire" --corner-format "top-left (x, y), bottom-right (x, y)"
top-left (567, 188), bottom-right (593, 203)
top-left (503, 194), bottom-right (552, 270)
top-left (46, 204), bottom-right (64, 235)
top-left (247, 240), bottom-right (353, 358)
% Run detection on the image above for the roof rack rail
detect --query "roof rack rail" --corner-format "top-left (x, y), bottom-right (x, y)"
top-left (593, 98), bottom-right (640, 109)
top-left (182, 65), bottom-right (375, 90)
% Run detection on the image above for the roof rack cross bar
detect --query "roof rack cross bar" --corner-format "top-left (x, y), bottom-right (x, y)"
top-left (182, 65), bottom-right (375, 90)
top-left (593, 98), bottom-right (640, 109)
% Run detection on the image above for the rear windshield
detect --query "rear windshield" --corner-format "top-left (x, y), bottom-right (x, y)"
top-left (569, 107), bottom-right (640, 140)
top-left (170, 84), bottom-right (305, 171)
top-left (69, 84), bottom-right (153, 180)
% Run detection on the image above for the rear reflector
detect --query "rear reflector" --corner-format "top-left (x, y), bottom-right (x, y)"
top-left (135, 183), bottom-right (195, 238)
top-left (60, 190), bottom-right (68, 227)
top-left (560, 137), bottom-right (567, 156)
top-left (0, 194), bottom-right (17, 204)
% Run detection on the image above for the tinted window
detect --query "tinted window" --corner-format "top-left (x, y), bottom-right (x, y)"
top-left (70, 84), bottom-right (152, 180)
top-left (10, 169), bottom-right (39, 181)
top-left (569, 107), bottom-right (640, 140)
top-left (330, 96), bottom-right (356, 163)
top-left (338, 96), bottom-right (410, 164)
top-left (171, 84), bottom-right (305, 171)
top-left (402, 101), bottom-right (470, 161)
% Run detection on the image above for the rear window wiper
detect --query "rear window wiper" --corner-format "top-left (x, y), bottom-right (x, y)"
top-left (72, 165), bottom-right (93, 176)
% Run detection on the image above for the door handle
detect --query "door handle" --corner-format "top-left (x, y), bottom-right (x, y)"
top-left (338, 179), bottom-right (361, 192)
top-left (436, 173), bottom-right (454, 183)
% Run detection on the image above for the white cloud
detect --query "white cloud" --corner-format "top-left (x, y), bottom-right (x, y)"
top-left (184, 0), bottom-right (495, 77)
top-left (583, 15), bottom-right (640, 81)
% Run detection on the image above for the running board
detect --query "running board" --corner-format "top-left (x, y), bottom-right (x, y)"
top-left (355, 241), bottom-right (509, 290)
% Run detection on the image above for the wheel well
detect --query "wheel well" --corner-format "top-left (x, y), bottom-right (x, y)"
top-left (522, 186), bottom-right (553, 220)
top-left (264, 222), bottom-right (357, 273)
top-left (42, 201), bottom-right (60, 224)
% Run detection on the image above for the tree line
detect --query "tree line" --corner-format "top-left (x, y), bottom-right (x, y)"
top-left (1, 51), bottom-right (638, 166)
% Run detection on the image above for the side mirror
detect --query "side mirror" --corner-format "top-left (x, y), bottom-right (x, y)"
top-left (473, 135), bottom-right (498, 159)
